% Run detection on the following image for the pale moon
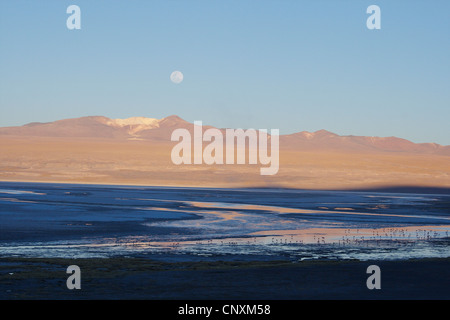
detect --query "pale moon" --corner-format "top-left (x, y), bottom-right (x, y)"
top-left (170, 71), bottom-right (184, 84)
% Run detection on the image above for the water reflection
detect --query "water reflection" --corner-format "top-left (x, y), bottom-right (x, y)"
top-left (0, 183), bottom-right (449, 261)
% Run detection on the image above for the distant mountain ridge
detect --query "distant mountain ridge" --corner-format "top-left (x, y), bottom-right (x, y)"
top-left (0, 115), bottom-right (189, 140)
top-left (0, 115), bottom-right (449, 155)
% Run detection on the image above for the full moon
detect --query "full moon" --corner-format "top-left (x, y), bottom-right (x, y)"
top-left (170, 71), bottom-right (184, 84)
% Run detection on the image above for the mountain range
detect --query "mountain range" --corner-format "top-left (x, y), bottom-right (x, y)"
top-left (0, 115), bottom-right (448, 155)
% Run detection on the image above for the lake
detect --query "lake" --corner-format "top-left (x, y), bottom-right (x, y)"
top-left (0, 182), bottom-right (449, 261)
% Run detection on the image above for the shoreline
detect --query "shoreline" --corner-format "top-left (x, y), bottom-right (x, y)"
top-left (1, 256), bottom-right (449, 299)
top-left (1, 179), bottom-right (449, 195)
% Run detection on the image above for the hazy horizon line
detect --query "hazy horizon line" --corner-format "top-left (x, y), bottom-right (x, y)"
top-left (1, 113), bottom-right (449, 147)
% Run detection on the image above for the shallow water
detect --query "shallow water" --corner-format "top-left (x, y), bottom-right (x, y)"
top-left (0, 182), bottom-right (449, 261)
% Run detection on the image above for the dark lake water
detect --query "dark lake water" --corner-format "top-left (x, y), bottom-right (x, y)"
top-left (0, 182), bottom-right (449, 261)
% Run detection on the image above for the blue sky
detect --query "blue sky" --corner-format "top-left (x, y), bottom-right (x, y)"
top-left (1, 0), bottom-right (449, 144)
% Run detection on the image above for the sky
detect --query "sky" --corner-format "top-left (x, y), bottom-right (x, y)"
top-left (0, 0), bottom-right (449, 145)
